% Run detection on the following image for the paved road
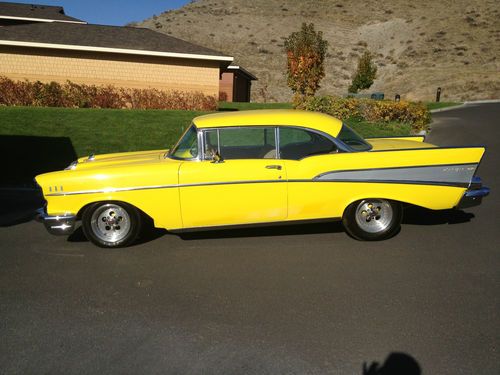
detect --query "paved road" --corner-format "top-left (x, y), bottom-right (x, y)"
top-left (1, 104), bottom-right (499, 374)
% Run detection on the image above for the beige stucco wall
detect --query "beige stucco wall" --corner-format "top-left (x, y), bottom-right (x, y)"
top-left (0, 46), bottom-right (221, 96)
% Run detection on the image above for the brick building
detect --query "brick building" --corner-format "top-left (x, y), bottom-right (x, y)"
top-left (0, 2), bottom-right (233, 97)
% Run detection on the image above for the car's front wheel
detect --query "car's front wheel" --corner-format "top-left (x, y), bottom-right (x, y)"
top-left (342, 199), bottom-right (402, 241)
top-left (82, 202), bottom-right (141, 248)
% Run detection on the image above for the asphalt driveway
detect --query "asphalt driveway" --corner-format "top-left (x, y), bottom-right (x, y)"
top-left (0, 103), bottom-right (498, 374)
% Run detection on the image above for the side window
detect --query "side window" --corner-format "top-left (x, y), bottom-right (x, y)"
top-left (279, 127), bottom-right (337, 160)
top-left (203, 127), bottom-right (277, 160)
top-left (170, 125), bottom-right (199, 160)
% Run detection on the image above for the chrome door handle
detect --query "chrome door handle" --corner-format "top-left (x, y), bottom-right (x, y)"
top-left (266, 165), bottom-right (282, 170)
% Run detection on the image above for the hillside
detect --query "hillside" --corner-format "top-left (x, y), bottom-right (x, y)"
top-left (136, 0), bottom-right (500, 102)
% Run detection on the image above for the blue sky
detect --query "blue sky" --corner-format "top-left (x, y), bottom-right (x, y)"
top-left (8, 0), bottom-right (191, 25)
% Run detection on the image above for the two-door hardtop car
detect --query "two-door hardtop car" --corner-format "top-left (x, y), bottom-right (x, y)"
top-left (35, 109), bottom-right (489, 248)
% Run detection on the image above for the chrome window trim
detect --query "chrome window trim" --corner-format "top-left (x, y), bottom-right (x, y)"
top-left (336, 124), bottom-right (372, 152)
top-left (275, 127), bottom-right (280, 159)
top-left (276, 125), bottom-right (349, 153)
top-left (201, 128), bottom-right (220, 161)
top-left (216, 128), bottom-right (221, 155)
top-left (200, 126), bottom-right (279, 161)
top-left (197, 124), bottom-right (347, 161)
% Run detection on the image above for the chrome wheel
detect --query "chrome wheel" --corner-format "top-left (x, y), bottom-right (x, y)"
top-left (354, 199), bottom-right (394, 234)
top-left (90, 204), bottom-right (131, 244)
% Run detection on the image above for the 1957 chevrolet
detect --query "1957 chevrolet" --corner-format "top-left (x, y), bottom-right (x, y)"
top-left (35, 110), bottom-right (489, 248)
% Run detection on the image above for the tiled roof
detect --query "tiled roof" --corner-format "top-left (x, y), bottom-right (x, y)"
top-left (0, 22), bottom-right (232, 61)
top-left (0, 1), bottom-right (84, 23)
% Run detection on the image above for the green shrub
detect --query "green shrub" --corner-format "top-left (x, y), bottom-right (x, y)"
top-left (303, 96), bottom-right (430, 132)
top-left (349, 51), bottom-right (377, 93)
top-left (0, 76), bottom-right (218, 111)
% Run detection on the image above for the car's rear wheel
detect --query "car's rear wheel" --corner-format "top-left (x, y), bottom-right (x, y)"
top-left (342, 198), bottom-right (402, 241)
top-left (82, 202), bottom-right (141, 248)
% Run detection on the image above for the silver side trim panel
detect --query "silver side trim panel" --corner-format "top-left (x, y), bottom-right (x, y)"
top-left (314, 164), bottom-right (477, 188)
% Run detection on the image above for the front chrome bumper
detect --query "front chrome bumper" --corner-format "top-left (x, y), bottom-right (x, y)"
top-left (35, 207), bottom-right (76, 236)
top-left (457, 177), bottom-right (490, 209)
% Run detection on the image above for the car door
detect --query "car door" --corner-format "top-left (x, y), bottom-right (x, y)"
top-left (178, 126), bottom-right (287, 228)
top-left (278, 126), bottom-right (342, 221)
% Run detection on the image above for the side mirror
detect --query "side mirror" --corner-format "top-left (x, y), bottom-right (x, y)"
top-left (210, 150), bottom-right (224, 163)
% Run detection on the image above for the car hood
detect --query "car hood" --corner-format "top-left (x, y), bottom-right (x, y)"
top-left (75, 149), bottom-right (168, 170)
top-left (368, 139), bottom-right (436, 151)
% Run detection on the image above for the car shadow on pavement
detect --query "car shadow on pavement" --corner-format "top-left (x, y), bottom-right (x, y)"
top-left (178, 220), bottom-right (344, 240)
top-left (363, 352), bottom-right (421, 375)
top-left (67, 225), bottom-right (168, 245)
top-left (403, 206), bottom-right (474, 225)
top-left (0, 188), bottom-right (44, 227)
top-left (0, 134), bottom-right (76, 227)
top-left (0, 135), bottom-right (77, 187)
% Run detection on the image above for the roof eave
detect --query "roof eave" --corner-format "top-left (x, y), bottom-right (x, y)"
top-left (0, 40), bottom-right (234, 63)
top-left (0, 15), bottom-right (86, 24)
top-left (227, 65), bottom-right (257, 80)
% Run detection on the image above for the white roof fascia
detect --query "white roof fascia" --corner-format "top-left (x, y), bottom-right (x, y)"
top-left (0, 40), bottom-right (234, 62)
top-left (0, 15), bottom-right (87, 24)
top-left (227, 65), bottom-right (257, 80)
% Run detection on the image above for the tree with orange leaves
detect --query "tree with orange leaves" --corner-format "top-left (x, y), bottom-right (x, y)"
top-left (284, 23), bottom-right (328, 107)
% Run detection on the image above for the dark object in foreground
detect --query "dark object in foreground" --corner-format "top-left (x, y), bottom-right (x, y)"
top-left (363, 352), bottom-right (421, 375)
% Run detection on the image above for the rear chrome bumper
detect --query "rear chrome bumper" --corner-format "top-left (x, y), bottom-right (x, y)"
top-left (35, 207), bottom-right (76, 236)
top-left (457, 177), bottom-right (490, 209)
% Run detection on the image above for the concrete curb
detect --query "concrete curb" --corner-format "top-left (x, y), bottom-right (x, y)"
top-left (463, 99), bottom-right (500, 104)
top-left (430, 104), bottom-right (467, 113)
top-left (430, 99), bottom-right (500, 113)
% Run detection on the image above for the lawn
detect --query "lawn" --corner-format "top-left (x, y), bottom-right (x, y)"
top-left (344, 117), bottom-right (412, 137)
top-left (0, 104), bottom-right (411, 157)
top-left (0, 106), bottom-right (205, 157)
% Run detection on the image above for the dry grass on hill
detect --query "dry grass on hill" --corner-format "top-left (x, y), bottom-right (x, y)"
top-left (136, 0), bottom-right (500, 102)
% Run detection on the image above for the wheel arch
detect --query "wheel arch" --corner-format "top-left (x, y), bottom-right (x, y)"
top-left (339, 184), bottom-right (465, 216)
top-left (76, 199), bottom-right (154, 225)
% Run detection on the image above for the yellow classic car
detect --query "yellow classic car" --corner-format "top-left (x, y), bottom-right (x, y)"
top-left (35, 109), bottom-right (489, 248)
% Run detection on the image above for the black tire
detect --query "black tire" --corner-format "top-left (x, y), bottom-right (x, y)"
top-left (342, 199), bottom-right (402, 241)
top-left (82, 201), bottom-right (142, 248)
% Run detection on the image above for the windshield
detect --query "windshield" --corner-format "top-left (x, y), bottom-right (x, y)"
top-left (169, 125), bottom-right (199, 159)
top-left (337, 124), bottom-right (372, 151)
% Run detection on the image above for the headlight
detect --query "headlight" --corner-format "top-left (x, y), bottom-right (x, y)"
top-left (65, 161), bottom-right (78, 170)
